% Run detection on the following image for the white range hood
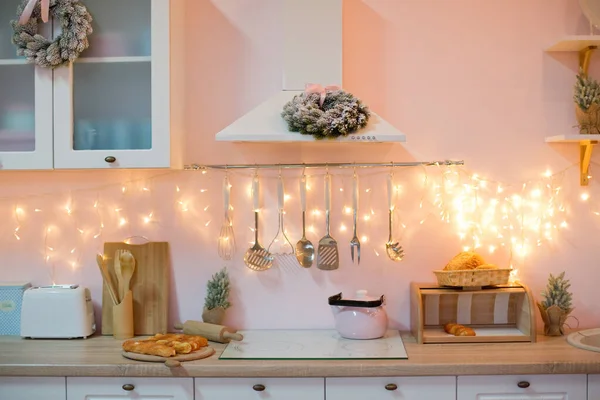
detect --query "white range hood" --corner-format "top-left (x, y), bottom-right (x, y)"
top-left (215, 0), bottom-right (406, 143)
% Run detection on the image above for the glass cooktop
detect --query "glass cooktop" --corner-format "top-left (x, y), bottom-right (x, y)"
top-left (219, 329), bottom-right (408, 360)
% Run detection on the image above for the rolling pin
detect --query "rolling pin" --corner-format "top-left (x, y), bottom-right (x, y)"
top-left (174, 320), bottom-right (244, 343)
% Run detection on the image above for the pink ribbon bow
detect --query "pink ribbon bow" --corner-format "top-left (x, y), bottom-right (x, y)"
top-left (19, 0), bottom-right (49, 25)
top-left (304, 83), bottom-right (341, 107)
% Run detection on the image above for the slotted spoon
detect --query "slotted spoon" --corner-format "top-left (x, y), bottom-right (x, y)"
top-left (243, 173), bottom-right (273, 271)
top-left (386, 172), bottom-right (405, 262)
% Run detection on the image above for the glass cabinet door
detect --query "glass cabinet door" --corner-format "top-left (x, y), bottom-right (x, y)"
top-left (0, 0), bottom-right (53, 169)
top-left (53, 0), bottom-right (170, 169)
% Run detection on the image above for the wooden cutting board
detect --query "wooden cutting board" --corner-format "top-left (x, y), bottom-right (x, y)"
top-left (101, 242), bottom-right (170, 335)
top-left (121, 347), bottom-right (215, 367)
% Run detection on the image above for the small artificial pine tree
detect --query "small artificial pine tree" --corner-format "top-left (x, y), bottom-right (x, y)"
top-left (204, 267), bottom-right (231, 311)
top-left (540, 271), bottom-right (573, 311)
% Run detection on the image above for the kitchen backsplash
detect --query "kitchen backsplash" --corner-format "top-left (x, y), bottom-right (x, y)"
top-left (1, 0), bottom-right (600, 331)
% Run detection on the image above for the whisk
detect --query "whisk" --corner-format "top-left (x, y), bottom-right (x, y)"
top-left (218, 173), bottom-right (236, 260)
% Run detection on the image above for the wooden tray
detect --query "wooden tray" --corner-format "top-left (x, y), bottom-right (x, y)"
top-left (122, 346), bottom-right (215, 367)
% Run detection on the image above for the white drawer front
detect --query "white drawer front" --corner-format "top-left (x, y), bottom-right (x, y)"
top-left (195, 377), bottom-right (324, 400)
top-left (0, 377), bottom-right (65, 400)
top-left (326, 376), bottom-right (456, 400)
top-left (589, 374), bottom-right (600, 400)
top-left (66, 377), bottom-right (193, 400)
top-left (457, 374), bottom-right (587, 400)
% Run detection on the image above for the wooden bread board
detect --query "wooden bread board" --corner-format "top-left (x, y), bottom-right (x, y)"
top-left (122, 346), bottom-right (215, 367)
top-left (101, 242), bottom-right (170, 335)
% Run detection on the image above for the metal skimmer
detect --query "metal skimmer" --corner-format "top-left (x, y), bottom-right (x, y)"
top-left (244, 173), bottom-right (273, 271)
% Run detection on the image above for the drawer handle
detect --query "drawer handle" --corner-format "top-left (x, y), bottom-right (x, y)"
top-left (122, 384), bottom-right (135, 391)
top-left (105, 156), bottom-right (116, 163)
top-left (252, 384), bottom-right (266, 391)
top-left (385, 383), bottom-right (398, 391)
top-left (517, 381), bottom-right (530, 389)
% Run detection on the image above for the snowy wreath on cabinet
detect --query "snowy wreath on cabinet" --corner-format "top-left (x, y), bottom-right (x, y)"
top-left (11, 0), bottom-right (93, 68)
top-left (281, 84), bottom-right (371, 140)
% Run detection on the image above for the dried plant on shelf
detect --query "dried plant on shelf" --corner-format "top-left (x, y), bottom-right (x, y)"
top-left (574, 69), bottom-right (600, 134)
top-left (574, 70), bottom-right (600, 111)
top-left (202, 267), bottom-right (231, 325)
top-left (537, 271), bottom-right (573, 336)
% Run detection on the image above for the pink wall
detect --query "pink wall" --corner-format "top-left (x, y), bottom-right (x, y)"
top-left (2, 0), bottom-right (600, 333)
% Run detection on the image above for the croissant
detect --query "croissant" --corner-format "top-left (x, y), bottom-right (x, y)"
top-left (443, 322), bottom-right (477, 337)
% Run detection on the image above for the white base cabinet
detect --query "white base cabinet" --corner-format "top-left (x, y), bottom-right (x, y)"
top-left (194, 377), bottom-right (324, 400)
top-left (590, 374), bottom-right (600, 399)
top-left (326, 376), bottom-right (456, 400)
top-left (66, 377), bottom-right (193, 400)
top-left (458, 374), bottom-right (587, 400)
top-left (0, 377), bottom-right (66, 400)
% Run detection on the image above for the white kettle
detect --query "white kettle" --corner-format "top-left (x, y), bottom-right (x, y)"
top-left (328, 290), bottom-right (388, 340)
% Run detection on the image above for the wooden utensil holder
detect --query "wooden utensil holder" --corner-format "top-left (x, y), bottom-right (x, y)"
top-left (410, 282), bottom-right (536, 344)
top-left (112, 290), bottom-right (134, 339)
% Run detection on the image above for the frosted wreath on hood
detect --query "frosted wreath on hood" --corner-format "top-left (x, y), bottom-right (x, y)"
top-left (281, 90), bottom-right (370, 140)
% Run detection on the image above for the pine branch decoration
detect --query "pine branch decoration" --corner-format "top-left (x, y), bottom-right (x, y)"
top-left (574, 69), bottom-right (600, 111)
top-left (204, 267), bottom-right (231, 310)
top-left (540, 271), bottom-right (572, 310)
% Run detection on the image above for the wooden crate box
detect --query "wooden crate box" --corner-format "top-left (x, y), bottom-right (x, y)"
top-left (410, 282), bottom-right (536, 344)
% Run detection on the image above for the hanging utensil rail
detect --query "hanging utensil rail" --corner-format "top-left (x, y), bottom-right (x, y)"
top-left (184, 160), bottom-right (464, 171)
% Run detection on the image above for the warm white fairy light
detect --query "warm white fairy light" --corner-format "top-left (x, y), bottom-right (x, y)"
top-left (344, 206), bottom-right (352, 214)
top-left (581, 192), bottom-right (590, 201)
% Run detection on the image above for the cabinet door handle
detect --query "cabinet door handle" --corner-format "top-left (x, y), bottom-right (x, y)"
top-left (252, 384), bottom-right (266, 391)
top-left (517, 381), bottom-right (530, 389)
top-left (385, 383), bottom-right (398, 391)
top-left (122, 384), bottom-right (135, 391)
top-left (105, 156), bottom-right (116, 163)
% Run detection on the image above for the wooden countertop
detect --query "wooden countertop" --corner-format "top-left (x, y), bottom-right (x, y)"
top-left (0, 333), bottom-right (599, 378)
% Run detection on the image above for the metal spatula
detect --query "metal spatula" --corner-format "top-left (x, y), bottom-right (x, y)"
top-left (295, 173), bottom-right (314, 268)
top-left (244, 173), bottom-right (273, 271)
top-left (317, 172), bottom-right (339, 270)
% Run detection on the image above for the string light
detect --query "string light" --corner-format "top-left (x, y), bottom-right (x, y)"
top-left (0, 163), bottom-right (587, 276)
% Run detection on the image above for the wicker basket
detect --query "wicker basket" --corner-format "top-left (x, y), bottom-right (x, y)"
top-left (433, 268), bottom-right (512, 288)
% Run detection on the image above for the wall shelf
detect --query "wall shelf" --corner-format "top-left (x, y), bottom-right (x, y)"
top-left (545, 135), bottom-right (598, 185)
top-left (545, 37), bottom-right (600, 186)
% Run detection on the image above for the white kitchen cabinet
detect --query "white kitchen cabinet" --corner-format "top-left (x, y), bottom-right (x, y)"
top-left (457, 374), bottom-right (587, 400)
top-left (67, 377), bottom-right (193, 399)
top-left (0, 0), bottom-right (53, 170)
top-left (194, 377), bottom-right (324, 400)
top-left (0, 0), bottom-right (179, 170)
top-left (326, 376), bottom-right (456, 400)
top-left (589, 374), bottom-right (600, 399)
top-left (0, 377), bottom-right (66, 400)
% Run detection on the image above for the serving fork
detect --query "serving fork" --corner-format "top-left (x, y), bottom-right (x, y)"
top-left (350, 171), bottom-right (361, 264)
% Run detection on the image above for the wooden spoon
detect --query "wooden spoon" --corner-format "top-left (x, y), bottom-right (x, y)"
top-left (96, 254), bottom-right (119, 305)
top-left (119, 250), bottom-right (136, 300)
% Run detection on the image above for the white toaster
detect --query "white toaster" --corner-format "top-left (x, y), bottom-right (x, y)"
top-left (20, 285), bottom-right (96, 339)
